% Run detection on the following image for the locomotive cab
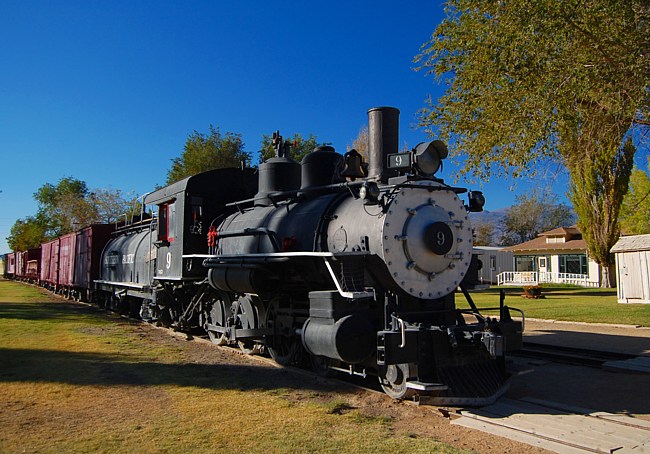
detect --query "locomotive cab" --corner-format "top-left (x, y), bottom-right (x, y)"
top-left (96, 167), bottom-right (258, 322)
top-left (145, 167), bottom-right (258, 280)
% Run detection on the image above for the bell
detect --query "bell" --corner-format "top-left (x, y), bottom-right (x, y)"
top-left (340, 149), bottom-right (366, 180)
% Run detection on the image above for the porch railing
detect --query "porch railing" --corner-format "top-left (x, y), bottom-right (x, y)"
top-left (497, 271), bottom-right (598, 288)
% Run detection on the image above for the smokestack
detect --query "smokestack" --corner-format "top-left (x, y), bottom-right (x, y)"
top-left (367, 107), bottom-right (400, 182)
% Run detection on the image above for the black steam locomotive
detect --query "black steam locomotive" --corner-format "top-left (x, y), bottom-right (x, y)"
top-left (96, 107), bottom-right (523, 404)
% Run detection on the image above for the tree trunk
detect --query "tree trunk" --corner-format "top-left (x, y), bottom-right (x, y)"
top-left (600, 264), bottom-right (612, 288)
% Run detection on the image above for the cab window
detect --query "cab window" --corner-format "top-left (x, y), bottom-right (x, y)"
top-left (158, 202), bottom-right (176, 243)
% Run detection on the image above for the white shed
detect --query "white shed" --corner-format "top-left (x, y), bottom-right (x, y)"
top-left (611, 234), bottom-right (650, 304)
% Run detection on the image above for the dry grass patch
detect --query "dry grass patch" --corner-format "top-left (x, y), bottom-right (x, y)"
top-left (0, 280), bottom-right (465, 453)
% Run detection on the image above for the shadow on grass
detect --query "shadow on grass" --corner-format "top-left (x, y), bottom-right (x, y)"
top-left (470, 287), bottom-right (618, 298)
top-left (0, 301), bottom-right (108, 321)
top-left (0, 299), bottom-right (349, 395)
top-left (0, 347), bottom-right (346, 395)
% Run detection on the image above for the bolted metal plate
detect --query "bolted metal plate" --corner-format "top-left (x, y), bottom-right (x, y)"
top-left (381, 181), bottom-right (473, 298)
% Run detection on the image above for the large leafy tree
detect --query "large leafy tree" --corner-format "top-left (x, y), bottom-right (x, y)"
top-left (416, 0), bottom-right (649, 286)
top-left (91, 188), bottom-right (142, 224)
top-left (499, 191), bottom-right (575, 246)
top-left (34, 177), bottom-right (96, 238)
top-left (619, 157), bottom-right (650, 235)
top-left (473, 222), bottom-right (495, 246)
top-left (8, 180), bottom-right (139, 250)
top-left (167, 126), bottom-right (251, 184)
top-left (6, 215), bottom-right (48, 251)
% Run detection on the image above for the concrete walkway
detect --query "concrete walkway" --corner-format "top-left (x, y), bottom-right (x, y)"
top-left (522, 318), bottom-right (650, 357)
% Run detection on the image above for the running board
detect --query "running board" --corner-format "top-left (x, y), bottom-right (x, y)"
top-left (406, 381), bottom-right (448, 391)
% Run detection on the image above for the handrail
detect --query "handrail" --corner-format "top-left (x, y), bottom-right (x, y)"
top-left (497, 271), bottom-right (598, 288)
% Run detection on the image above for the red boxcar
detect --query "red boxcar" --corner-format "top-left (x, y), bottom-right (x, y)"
top-left (5, 252), bottom-right (16, 277)
top-left (15, 251), bottom-right (26, 278)
top-left (15, 248), bottom-right (41, 282)
top-left (73, 224), bottom-right (115, 301)
top-left (57, 233), bottom-right (77, 294)
top-left (40, 242), bottom-right (51, 283)
top-left (40, 238), bottom-right (60, 290)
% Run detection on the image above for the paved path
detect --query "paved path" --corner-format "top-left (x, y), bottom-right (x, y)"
top-left (523, 318), bottom-right (650, 356)
top-left (454, 319), bottom-right (650, 452)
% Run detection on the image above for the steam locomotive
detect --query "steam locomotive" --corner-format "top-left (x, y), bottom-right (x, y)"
top-left (12, 107), bottom-right (523, 404)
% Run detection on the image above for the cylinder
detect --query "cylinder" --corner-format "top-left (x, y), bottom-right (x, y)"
top-left (301, 314), bottom-right (375, 364)
top-left (208, 267), bottom-right (261, 294)
top-left (367, 107), bottom-right (400, 182)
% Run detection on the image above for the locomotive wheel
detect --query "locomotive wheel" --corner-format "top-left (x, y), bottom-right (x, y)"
top-left (234, 295), bottom-right (263, 355)
top-left (206, 292), bottom-right (231, 346)
top-left (265, 299), bottom-right (300, 366)
top-left (379, 363), bottom-right (417, 400)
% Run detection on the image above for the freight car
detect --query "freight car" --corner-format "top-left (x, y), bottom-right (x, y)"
top-left (40, 238), bottom-right (59, 291)
top-left (4, 252), bottom-right (16, 278)
top-left (73, 224), bottom-right (115, 301)
top-left (14, 248), bottom-right (41, 282)
top-left (26, 225), bottom-right (115, 299)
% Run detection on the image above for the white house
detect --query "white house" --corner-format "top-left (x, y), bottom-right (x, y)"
top-left (611, 234), bottom-right (650, 304)
top-left (498, 227), bottom-right (602, 287)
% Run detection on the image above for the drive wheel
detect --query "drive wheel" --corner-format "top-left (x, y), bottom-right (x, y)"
top-left (234, 295), bottom-right (263, 355)
top-left (206, 292), bottom-right (231, 346)
top-left (265, 299), bottom-right (300, 366)
top-left (379, 363), bottom-right (417, 400)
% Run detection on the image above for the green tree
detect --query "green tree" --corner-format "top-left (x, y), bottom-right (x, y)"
top-left (259, 133), bottom-right (323, 163)
top-left (6, 215), bottom-right (48, 251)
top-left (500, 191), bottom-right (574, 246)
top-left (619, 157), bottom-right (650, 235)
top-left (91, 187), bottom-right (142, 224)
top-left (34, 177), bottom-right (96, 237)
top-left (416, 0), bottom-right (649, 286)
top-left (10, 180), bottom-right (138, 249)
top-left (167, 126), bottom-right (250, 184)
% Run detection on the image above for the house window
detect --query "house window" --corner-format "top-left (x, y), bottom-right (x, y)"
top-left (489, 256), bottom-right (496, 270)
top-left (539, 257), bottom-right (547, 268)
top-left (559, 254), bottom-right (587, 275)
top-left (158, 202), bottom-right (176, 243)
top-left (515, 256), bottom-right (536, 272)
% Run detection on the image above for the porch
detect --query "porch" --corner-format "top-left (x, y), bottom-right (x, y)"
top-left (497, 271), bottom-right (599, 288)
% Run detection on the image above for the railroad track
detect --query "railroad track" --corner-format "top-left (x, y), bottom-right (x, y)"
top-left (515, 342), bottom-right (637, 368)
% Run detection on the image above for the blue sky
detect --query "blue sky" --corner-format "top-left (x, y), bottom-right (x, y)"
top-left (0, 0), bottom-right (573, 254)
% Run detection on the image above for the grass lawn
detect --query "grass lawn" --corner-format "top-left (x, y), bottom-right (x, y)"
top-left (463, 285), bottom-right (650, 327)
top-left (0, 280), bottom-right (464, 454)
